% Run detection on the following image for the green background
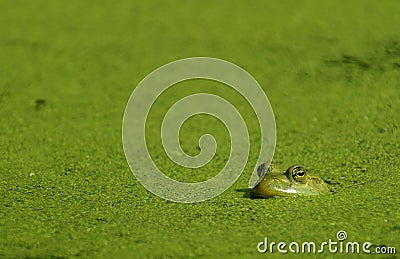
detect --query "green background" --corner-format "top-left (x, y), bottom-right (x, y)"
top-left (1, 0), bottom-right (399, 258)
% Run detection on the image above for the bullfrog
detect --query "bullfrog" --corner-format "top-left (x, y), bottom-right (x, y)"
top-left (251, 163), bottom-right (331, 198)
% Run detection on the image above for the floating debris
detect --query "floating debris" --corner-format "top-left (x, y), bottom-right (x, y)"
top-left (325, 54), bottom-right (370, 70)
top-left (35, 99), bottom-right (46, 109)
top-left (340, 54), bottom-right (371, 69)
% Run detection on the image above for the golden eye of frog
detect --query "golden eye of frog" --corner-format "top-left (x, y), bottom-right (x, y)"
top-left (251, 164), bottom-right (331, 198)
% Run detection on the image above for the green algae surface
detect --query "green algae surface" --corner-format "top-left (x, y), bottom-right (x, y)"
top-left (1, 1), bottom-right (399, 258)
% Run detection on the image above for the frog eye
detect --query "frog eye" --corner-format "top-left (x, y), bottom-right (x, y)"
top-left (297, 170), bottom-right (305, 177)
top-left (292, 166), bottom-right (307, 183)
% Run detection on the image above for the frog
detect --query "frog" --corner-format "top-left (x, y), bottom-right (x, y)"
top-left (251, 163), bottom-right (331, 198)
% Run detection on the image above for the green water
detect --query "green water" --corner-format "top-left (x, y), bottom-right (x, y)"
top-left (1, 1), bottom-right (399, 258)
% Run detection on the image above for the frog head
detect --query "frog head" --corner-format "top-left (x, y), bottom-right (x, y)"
top-left (251, 164), bottom-right (330, 198)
